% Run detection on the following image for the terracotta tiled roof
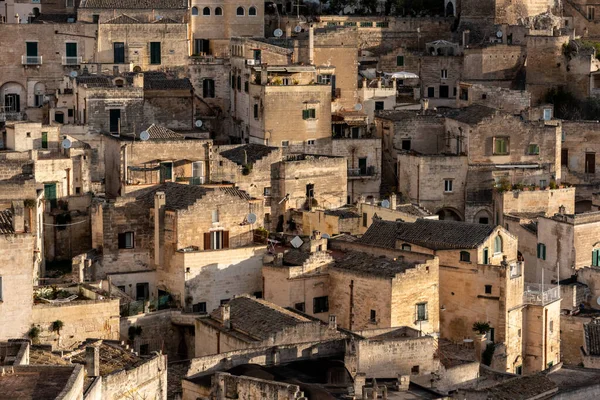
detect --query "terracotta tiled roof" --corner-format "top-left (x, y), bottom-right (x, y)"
top-left (332, 251), bottom-right (418, 278)
top-left (445, 104), bottom-right (498, 125)
top-left (357, 219), bottom-right (398, 249)
top-left (103, 14), bottom-right (141, 24)
top-left (144, 78), bottom-right (192, 90)
top-left (81, 0), bottom-right (187, 9)
top-left (75, 75), bottom-right (113, 88)
top-left (0, 210), bottom-right (14, 235)
top-left (144, 124), bottom-right (184, 140)
top-left (585, 320), bottom-right (600, 356)
top-left (209, 297), bottom-right (311, 340)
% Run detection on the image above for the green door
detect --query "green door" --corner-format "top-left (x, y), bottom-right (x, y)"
top-left (26, 41), bottom-right (38, 57)
top-left (44, 183), bottom-right (57, 209)
top-left (41, 131), bottom-right (48, 149)
top-left (150, 42), bottom-right (161, 64)
top-left (66, 42), bottom-right (77, 58)
top-left (160, 162), bottom-right (172, 182)
top-left (483, 248), bottom-right (489, 264)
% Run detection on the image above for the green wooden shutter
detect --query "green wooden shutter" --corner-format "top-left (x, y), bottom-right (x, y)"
top-left (302, 109), bottom-right (309, 119)
top-left (41, 132), bottom-right (48, 149)
top-left (593, 250), bottom-right (598, 267)
top-left (150, 42), bottom-right (161, 64)
top-left (397, 55), bottom-right (404, 66)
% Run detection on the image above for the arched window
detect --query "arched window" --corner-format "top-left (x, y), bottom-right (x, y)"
top-left (460, 251), bottom-right (470, 262)
top-left (191, 6), bottom-right (198, 15)
top-left (236, 6), bottom-right (244, 15)
top-left (203, 7), bottom-right (211, 15)
top-left (215, 7), bottom-right (223, 15)
top-left (494, 235), bottom-right (503, 254)
top-left (249, 6), bottom-right (257, 16)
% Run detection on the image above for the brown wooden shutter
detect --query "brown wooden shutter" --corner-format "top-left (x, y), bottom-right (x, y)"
top-left (223, 231), bottom-right (229, 249)
top-left (204, 232), bottom-right (210, 250)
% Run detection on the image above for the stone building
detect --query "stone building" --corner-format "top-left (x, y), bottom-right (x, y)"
top-left (562, 121), bottom-right (600, 208)
top-left (102, 124), bottom-right (211, 198)
top-left (92, 182), bottom-right (265, 313)
top-left (194, 295), bottom-right (346, 356)
top-left (582, 319), bottom-right (600, 369)
top-left (77, 0), bottom-right (187, 23)
top-left (358, 218), bottom-right (560, 374)
top-left (378, 105), bottom-right (561, 222)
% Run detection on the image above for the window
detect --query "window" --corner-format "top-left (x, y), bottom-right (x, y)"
top-left (160, 162), bottom-right (173, 182)
top-left (358, 158), bottom-right (367, 175)
top-left (65, 42), bottom-right (77, 63)
top-left (370, 310), bottom-right (377, 322)
top-left (231, 74), bottom-right (236, 89)
top-left (307, 139), bottom-right (315, 145)
top-left (118, 232), bottom-right (135, 249)
top-left (244, 81), bottom-right (249, 92)
top-left (237, 6), bottom-right (245, 15)
top-left (362, 213), bottom-right (368, 227)
top-left (220, 298), bottom-right (230, 305)
top-left (253, 104), bottom-right (259, 119)
top-left (543, 108), bottom-right (552, 120)
top-left (586, 153), bottom-right (596, 174)
top-left (593, 249), bottom-right (600, 266)
top-left (92, 14), bottom-right (100, 23)
top-left (411, 365), bottom-right (420, 374)
top-left (375, 21), bottom-right (388, 28)
top-left (249, 6), bottom-right (257, 15)
top-left (360, 21), bottom-right (373, 27)
top-left (113, 42), bottom-right (125, 64)
top-left (345, 21), bottom-right (357, 26)
top-left (212, 210), bottom-right (219, 223)
top-left (527, 144), bottom-right (539, 155)
top-left (540, 179), bottom-right (547, 189)
top-left (194, 38), bottom-right (210, 55)
top-left (192, 6), bottom-right (198, 15)
top-left (237, 75), bottom-right (241, 91)
top-left (487, 328), bottom-right (495, 342)
top-left (68, 108), bottom-right (74, 117)
top-left (41, 131), bottom-right (48, 149)
top-left (150, 42), bottom-right (161, 64)
top-left (401, 244), bottom-right (412, 251)
top-left (441, 69), bottom-right (448, 79)
top-left (588, 6), bottom-right (595, 20)
top-left (375, 101), bottom-right (384, 111)
top-left (549, 320), bottom-right (554, 333)
top-left (204, 230), bottom-right (229, 250)
top-left (203, 6), bottom-right (210, 15)
top-left (313, 296), bottom-right (329, 313)
top-left (66, 0), bottom-right (74, 6)
top-left (494, 137), bottom-right (509, 155)
top-left (561, 149), bottom-right (568, 167)
top-left (215, 7), bottom-right (223, 15)
top-left (202, 79), bottom-right (215, 98)
top-left (0, 276), bottom-right (2, 301)
top-left (261, 187), bottom-right (271, 197)
top-left (460, 251), bottom-right (470, 262)
top-left (494, 235), bottom-right (503, 254)
top-left (483, 247), bottom-right (489, 264)
top-left (306, 183), bottom-right (314, 198)
top-left (281, 140), bottom-right (289, 147)
top-left (396, 55), bottom-right (404, 66)
top-left (485, 285), bottom-right (492, 294)
top-left (136, 282), bottom-right (149, 300)
top-left (460, 87), bottom-right (469, 101)
top-left (416, 303), bottom-right (428, 321)
top-left (427, 87), bottom-right (435, 97)
top-left (302, 108), bottom-right (316, 120)
top-left (537, 243), bottom-right (547, 260)
top-left (317, 74), bottom-right (332, 85)
top-left (192, 302), bottom-right (207, 313)
top-left (444, 179), bottom-right (453, 193)
top-left (192, 162), bottom-right (205, 184)
top-left (139, 344), bottom-right (149, 355)
top-left (401, 139), bottom-right (411, 150)
top-left (515, 365), bottom-right (523, 375)
top-left (295, 302), bottom-right (305, 312)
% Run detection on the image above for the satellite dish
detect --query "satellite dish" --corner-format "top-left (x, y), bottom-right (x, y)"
top-left (139, 131), bottom-right (150, 141)
top-left (354, 103), bottom-right (363, 111)
top-left (294, 25), bottom-right (302, 33)
top-left (322, 233), bottom-right (331, 239)
top-left (496, 30), bottom-right (503, 38)
top-left (290, 236), bottom-right (303, 249)
top-left (61, 138), bottom-right (72, 149)
top-left (381, 199), bottom-right (390, 208)
top-left (69, 70), bottom-right (78, 78)
top-left (195, 120), bottom-right (203, 128)
top-left (596, 296), bottom-right (600, 306)
top-left (274, 28), bottom-right (283, 38)
top-left (247, 213), bottom-right (257, 224)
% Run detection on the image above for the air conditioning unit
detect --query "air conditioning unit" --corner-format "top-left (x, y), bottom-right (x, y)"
top-left (246, 59), bottom-right (256, 66)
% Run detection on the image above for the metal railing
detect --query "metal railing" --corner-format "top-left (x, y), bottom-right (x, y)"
top-left (523, 284), bottom-right (560, 305)
top-left (22, 55), bottom-right (42, 65)
top-left (348, 166), bottom-right (376, 177)
top-left (0, 112), bottom-right (25, 122)
top-left (62, 56), bottom-right (82, 66)
top-left (120, 295), bottom-right (175, 317)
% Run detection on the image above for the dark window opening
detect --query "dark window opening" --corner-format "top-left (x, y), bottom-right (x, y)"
top-left (485, 284), bottom-right (492, 294)
top-left (313, 296), bottom-right (329, 313)
top-left (294, 302), bottom-right (305, 312)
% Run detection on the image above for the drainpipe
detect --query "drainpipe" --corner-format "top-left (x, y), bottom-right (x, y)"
top-left (309, 24), bottom-right (314, 65)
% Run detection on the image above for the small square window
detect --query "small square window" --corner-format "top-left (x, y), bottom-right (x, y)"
top-left (281, 140), bottom-right (289, 147)
top-left (411, 365), bottom-right (420, 374)
top-left (193, 302), bottom-right (207, 313)
top-left (253, 291), bottom-right (263, 299)
top-left (528, 144), bottom-right (540, 155)
top-left (302, 108), bottom-right (316, 120)
top-left (313, 296), bottom-right (329, 313)
top-left (264, 187), bottom-right (271, 196)
top-left (220, 298), bottom-right (230, 305)
top-left (307, 139), bottom-right (315, 145)
top-left (375, 101), bottom-right (384, 111)
top-left (26, 132), bottom-right (31, 138)
top-left (401, 139), bottom-right (411, 151)
top-left (118, 232), bottom-right (134, 249)
top-left (485, 285), bottom-right (492, 294)
top-left (295, 302), bottom-right (305, 312)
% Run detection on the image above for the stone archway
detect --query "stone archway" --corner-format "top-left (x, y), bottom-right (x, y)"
top-left (0, 81), bottom-right (26, 114)
top-left (436, 207), bottom-right (462, 221)
top-left (445, 1), bottom-right (455, 16)
top-left (474, 209), bottom-right (492, 225)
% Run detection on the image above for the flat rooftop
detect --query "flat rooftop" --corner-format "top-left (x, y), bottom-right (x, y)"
top-left (0, 365), bottom-right (81, 400)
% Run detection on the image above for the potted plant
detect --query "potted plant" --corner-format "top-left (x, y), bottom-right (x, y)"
top-left (28, 326), bottom-right (41, 344)
top-left (472, 321), bottom-right (490, 335)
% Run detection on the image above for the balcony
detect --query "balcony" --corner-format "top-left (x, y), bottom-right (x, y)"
top-left (22, 55), bottom-right (42, 65)
top-left (348, 166), bottom-right (377, 179)
top-left (0, 112), bottom-right (25, 122)
top-left (523, 284), bottom-right (560, 306)
top-left (62, 56), bottom-right (82, 66)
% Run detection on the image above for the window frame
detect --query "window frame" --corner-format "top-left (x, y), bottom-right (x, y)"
top-left (202, 6), bottom-right (211, 15)
top-left (236, 6), bottom-right (245, 16)
top-left (401, 244), bottom-right (412, 251)
top-left (313, 296), bottom-right (329, 314)
top-left (441, 69), bottom-right (448, 79)
top-left (484, 284), bottom-right (492, 294)
top-left (307, 139), bottom-right (316, 145)
top-left (248, 6), bottom-right (257, 16)
top-left (444, 179), bottom-right (453, 193)
top-left (527, 144), bottom-right (540, 155)
top-left (202, 78), bottom-right (215, 98)
top-left (374, 101), bottom-right (384, 111)
top-left (149, 41), bottom-right (161, 65)
top-left (215, 6), bottom-right (223, 15)
top-left (396, 55), bottom-right (405, 67)
top-left (118, 231), bottom-right (135, 249)
top-left (537, 243), bottom-right (547, 260)
top-left (281, 140), bottom-right (289, 147)
top-left (493, 137), bottom-right (509, 155)
top-left (193, 302), bottom-right (207, 313)
top-left (494, 235), bottom-right (503, 254)
top-left (460, 251), bottom-right (470, 262)
top-left (302, 108), bottom-right (316, 120)
top-left (416, 302), bottom-right (428, 321)
top-left (191, 6), bottom-right (198, 15)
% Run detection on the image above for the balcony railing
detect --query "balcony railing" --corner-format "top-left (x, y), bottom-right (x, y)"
top-left (22, 55), bottom-right (42, 65)
top-left (523, 284), bottom-right (560, 305)
top-left (0, 112), bottom-right (25, 122)
top-left (62, 56), bottom-right (82, 66)
top-left (348, 166), bottom-right (376, 177)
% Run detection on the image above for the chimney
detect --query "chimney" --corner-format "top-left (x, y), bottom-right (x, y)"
top-left (397, 375), bottom-right (410, 392)
top-left (354, 373), bottom-right (366, 399)
top-left (462, 30), bottom-right (470, 47)
top-left (133, 73), bottom-right (144, 88)
top-left (112, 65), bottom-right (120, 76)
top-left (261, 65), bottom-right (268, 85)
top-left (308, 24), bottom-right (314, 65)
top-left (154, 192), bottom-right (166, 269)
top-left (11, 201), bottom-right (25, 233)
top-left (559, 204), bottom-right (566, 214)
top-left (221, 304), bottom-right (231, 329)
top-left (86, 346), bottom-right (100, 377)
top-left (389, 194), bottom-right (396, 210)
top-left (421, 98), bottom-right (429, 112)
top-left (286, 22), bottom-right (292, 38)
top-left (313, 230), bottom-right (321, 240)
top-left (328, 315), bottom-right (337, 330)
top-left (274, 252), bottom-right (284, 267)
top-left (15, 14), bottom-right (20, 24)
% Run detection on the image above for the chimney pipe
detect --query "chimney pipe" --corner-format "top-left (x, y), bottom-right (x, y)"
top-left (222, 304), bottom-right (231, 329)
top-left (154, 192), bottom-right (166, 269)
top-left (559, 204), bottom-right (566, 214)
top-left (329, 315), bottom-right (337, 330)
top-left (389, 194), bottom-right (396, 210)
top-left (11, 201), bottom-right (25, 233)
top-left (286, 22), bottom-right (292, 38)
top-left (308, 24), bottom-right (314, 65)
top-left (86, 346), bottom-right (100, 377)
